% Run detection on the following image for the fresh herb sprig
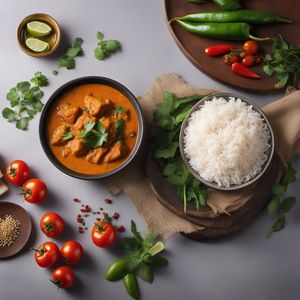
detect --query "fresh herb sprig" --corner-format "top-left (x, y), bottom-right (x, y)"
top-left (77, 121), bottom-right (108, 148)
top-left (58, 37), bottom-right (84, 70)
top-left (2, 72), bottom-right (48, 130)
top-left (263, 35), bottom-right (300, 89)
top-left (267, 162), bottom-right (297, 237)
top-left (153, 92), bottom-right (209, 212)
top-left (94, 31), bottom-right (121, 61)
top-left (105, 221), bottom-right (168, 299)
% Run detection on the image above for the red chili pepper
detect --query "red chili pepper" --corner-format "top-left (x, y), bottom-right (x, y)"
top-left (205, 44), bottom-right (234, 57)
top-left (104, 198), bottom-right (112, 204)
top-left (231, 62), bottom-right (261, 79)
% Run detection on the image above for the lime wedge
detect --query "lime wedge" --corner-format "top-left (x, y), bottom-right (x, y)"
top-left (27, 21), bottom-right (52, 37)
top-left (25, 38), bottom-right (50, 52)
top-left (148, 241), bottom-right (165, 256)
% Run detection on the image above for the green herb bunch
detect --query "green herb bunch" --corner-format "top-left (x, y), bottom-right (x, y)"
top-left (77, 121), bottom-right (108, 148)
top-left (94, 31), bottom-right (121, 61)
top-left (105, 221), bottom-right (168, 299)
top-left (153, 92), bottom-right (209, 212)
top-left (2, 72), bottom-right (48, 130)
top-left (58, 37), bottom-right (84, 70)
top-left (263, 35), bottom-right (300, 89)
top-left (267, 162), bottom-right (297, 237)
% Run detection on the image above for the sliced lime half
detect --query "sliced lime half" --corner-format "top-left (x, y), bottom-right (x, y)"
top-left (25, 38), bottom-right (50, 52)
top-left (27, 21), bottom-right (52, 37)
top-left (148, 241), bottom-right (165, 256)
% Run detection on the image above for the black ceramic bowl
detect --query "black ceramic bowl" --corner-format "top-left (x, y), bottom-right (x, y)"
top-left (39, 76), bottom-right (144, 180)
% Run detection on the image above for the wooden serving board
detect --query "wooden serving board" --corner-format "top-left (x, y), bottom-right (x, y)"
top-left (164, 0), bottom-right (300, 93)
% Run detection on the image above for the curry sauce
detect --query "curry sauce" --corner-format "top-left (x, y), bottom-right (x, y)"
top-left (46, 84), bottom-right (138, 175)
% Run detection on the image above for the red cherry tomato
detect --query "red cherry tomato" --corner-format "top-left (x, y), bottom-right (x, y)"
top-left (22, 178), bottom-right (48, 204)
top-left (61, 240), bottom-right (84, 265)
top-left (5, 160), bottom-right (30, 185)
top-left (243, 40), bottom-right (258, 55)
top-left (91, 221), bottom-right (117, 248)
top-left (40, 212), bottom-right (64, 238)
top-left (51, 266), bottom-right (75, 289)
top-left (223, 54), bottom-right (239, 65)
top-left (242, 54), bottom-right (255, 67)
top-left (32, 242), bottom-right (60, 268)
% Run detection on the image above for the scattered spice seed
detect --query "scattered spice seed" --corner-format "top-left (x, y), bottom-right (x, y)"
top-left (73, 198), bottom-right (80, 203)
top-left (112, 213), bottom-right (119, 220)
top-left (100, 207), bottom-right (103, 211)
top-left (104, 198), bottom-right (112, 204)
top-left (85, 214), bottom-right (89, 217)
top-left (103, 212), bottom-right (108, 217)
top-left (80, 208), bottom-right (86, 213)
top-left (96, 218), bottom-right (101, 221)
top-left (77, 214), bottom-right (81, 218)
top-left (117, 225), bottom-right (125, 232)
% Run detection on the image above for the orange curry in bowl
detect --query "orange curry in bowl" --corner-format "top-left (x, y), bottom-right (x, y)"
top-left (46, 84), bottom-right (139, 175)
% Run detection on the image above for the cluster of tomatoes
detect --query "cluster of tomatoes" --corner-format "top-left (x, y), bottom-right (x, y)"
top-left (34, 211), bottom-right (83, 289)
top-left (205, 40), bottom-right (263, 79)
top-left (5, 160), bottom-right (47, 204)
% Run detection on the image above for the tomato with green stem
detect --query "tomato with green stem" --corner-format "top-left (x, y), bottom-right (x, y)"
top-left (5, 160), bottom-right (30, 185)
top-left (51, 266), bottom-right (74, 289)
top-left (91, 221), bottom-right (117, 248)
top-left (61, 240), bottom-right (83, 265)
top-left (40, 212), bottom-right (64, 238)
top-left (243, 40), bottom-right (258, 55)
top-left (32, 242), bottom-right (60, 268)
top-left (22, 178), bottom-right (47, 204)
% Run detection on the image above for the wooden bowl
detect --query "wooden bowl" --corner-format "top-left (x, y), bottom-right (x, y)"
top-left (0, 202), bottom-right (32, 258)
top-left (17, 13), bottom-right (61, 57)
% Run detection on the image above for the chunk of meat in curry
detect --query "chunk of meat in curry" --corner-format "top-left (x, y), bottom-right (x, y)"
top-left (84, 96), bottom-right (112, 116)
top-left (57, 103), bottom-right (80, 124)
top-left (104, 141), bottom-right (128, 163)
top-left (86, 147), bottom-right (108, 164)
top-left (65, 139), bottom-right (87, 157)
top-left (50, 124), bottom-right (69, 146)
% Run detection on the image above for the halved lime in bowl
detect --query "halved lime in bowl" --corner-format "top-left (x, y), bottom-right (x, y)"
top-left (27, 21), bottom-right (52, 37)
top-left (25, 38), bottom-right (50, 52)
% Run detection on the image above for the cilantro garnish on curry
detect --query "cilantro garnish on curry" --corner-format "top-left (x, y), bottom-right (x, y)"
top-left (46, 84), bottom-right (138, 175)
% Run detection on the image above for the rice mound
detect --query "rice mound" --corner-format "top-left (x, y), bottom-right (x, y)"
top-left (183, 97), bottom-right (271, 187)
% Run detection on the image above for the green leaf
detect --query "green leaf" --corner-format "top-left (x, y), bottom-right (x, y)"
top-left (115, 106), bottom-right (126, 114)
top-left (282, 164), bottom-right (297, 185)
top-left (2, 107), bottom-right (16, 122)
top-left (166, 174), bottom-right (186, 186)
top-left (131, 220), bottom-right (143, 243)
top-left (7, 88), bottom-right (20, 106)
top-left (97, 31), bottom-right (104, 41)
top-left (32, 100), bottom-right (44, 112)
top-left (173, 94), bottom-right (201, 109)
top-left (271, 215), bottom-right (286, 232)
top-left (136, 263), bottom-right (153, 283)
top-left (280, 197), bottom-right (296, 214)
top-left (58, 55), bottom-right (75, 69)
top-left (94, 47), bottom-right (106, 60)
top-left (174, 105), bottom-right (192, 125)
top-left (146, 255), bottom-right (168, 268)
top-left (271, 184), bottom-right (285, 196)
top-left (62, 132), bottom-right (74, 141)
top-left (267, 196), bottom-right (280, 215)
top-left (123, 237), bottom-right (141, 252)
top-left (84, 121), bottom-right (96, 132)
top-left (30, 71), bottom-right (48, 87)
top-left (17, 81), bottom-right (30, 92)
top-left (154, 141), bottom-right (178, 159)
top-left (16, 117), bottom-right (29, 130)
top-left (163, 163), bottom-right (177, 176)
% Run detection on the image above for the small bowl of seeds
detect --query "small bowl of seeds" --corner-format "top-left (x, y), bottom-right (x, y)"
top-left (17, 13), bottom-right (61, 57)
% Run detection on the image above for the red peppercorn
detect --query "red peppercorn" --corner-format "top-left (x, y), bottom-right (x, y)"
top-left (80, 208), bottom-right (86, 213)
top-left (103, 212), bottom-right (108, 217)
top-left (117, 225), bottom-right (125, 232)
top-left (96, 218), bottom-right (101, 221)
top-left (104, 199), bottom-right (112, 204)
top-left (73, 198), bottom-right (80, 203)
top-left (77, 214), bottom-right (81, 218)
top-left (112, 213), bottom-right (119, 220)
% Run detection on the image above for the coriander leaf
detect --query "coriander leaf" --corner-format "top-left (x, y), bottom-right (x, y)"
top-left (166, 175), bottom-right (186, 186)
top-left (136, 263), bottom-right (153, 283)
top-left (280, 197), bottom-right (296, 214)
top-left (58, 55), bottom-right (75, 69)
top-left (17, 81), bottom-right (30, 92)
top-left (173, 95), bottom-right (201, 110)
top-left (96, 122), bottom-right (105, 134)
top-left (271, 184), bottom-right (285, 196)
top-left (97, 31), bottom-right (104, 41)
top-left (62, 132), bottom-right (74, 141)
top-left (115, 106), bottom-right (126, 114)
top-left (115, 119), bottom-right (124, 140)
top-left (30, 71), bottom-right (48, 87)
top-left (175, 105), bottom-right (192, 125)
top-left (94, 47), bottom-right (106, 60)
top-left (282, 164), bottom-right (297, 185)
top-left (16, 117), bottom-right (29, 130)
top-left (163, 163), bottom-right (177, 176)
top-left (2, 108), bottom-right (16, 122)
top-left (73, 37), bottom-right (84, 50)
top-left (154, 141), bottom-right (178, 159)
top-left (84, 121), bottom-right (96, 132)
top-left (7, 88), bottom-right (20, 107)
top-left (145, 255), bottom-right (168, 268)
top-left (267, 196), bottom-right (280, 215)
top-left (130, 220), bottom-right (143, 243)
top-left (271, 215), bottom-right (286, 232)
top-left (32, 100), bottom-right (44, 112)
top-left (123, 237), bottom-right (141, 252)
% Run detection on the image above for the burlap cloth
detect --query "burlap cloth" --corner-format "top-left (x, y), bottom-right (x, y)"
top-left (105, 74), bottom-right (300, 239)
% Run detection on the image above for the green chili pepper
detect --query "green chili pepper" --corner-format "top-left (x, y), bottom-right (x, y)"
top-left (174, 20), bottom-right (270, 41)
top-left (171, 9), bottom-right (292, 25)
top-left (123, 273), bottom-right (140, 299)
top-left (105, 258), bottom-right (129, 281)
top-left (212, 0), bottom-right (241, 10)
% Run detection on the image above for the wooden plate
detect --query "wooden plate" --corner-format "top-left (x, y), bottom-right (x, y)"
top-left (164, 0), bottom-right (300, 93)
top-left (0, 202), bottom-right (32, 258)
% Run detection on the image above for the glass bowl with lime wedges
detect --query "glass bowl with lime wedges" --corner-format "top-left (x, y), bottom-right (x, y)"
top-left (17, 13), bottom-right (61, 57)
